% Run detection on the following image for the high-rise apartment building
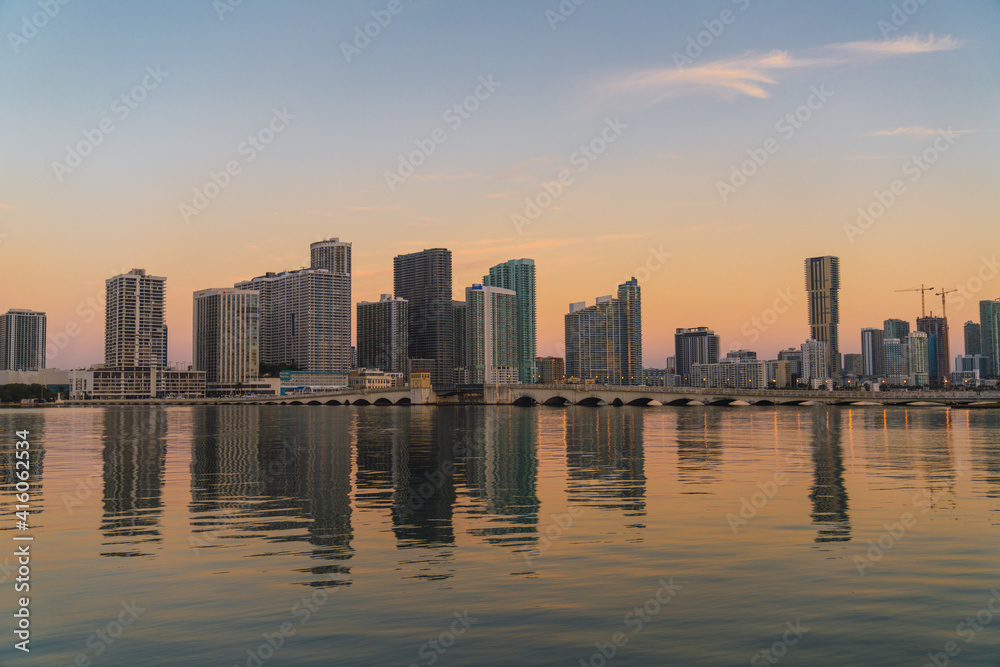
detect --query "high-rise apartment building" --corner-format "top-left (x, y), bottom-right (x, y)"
top-left (564, 279), bottom-right (642, 385)
top-left (917, 316), bottom-right (950, 386)
top-left (356, 294), bottom-right (408, 375)
top-left (964, 321), bottom-right (982, 356)
top-left (483, 258), bottom-right (537, 383)
top-left (843, 353), bottom-right (863, 379)
top-left (193, 288), bottom-right (259, 388)
top-left (674, 327), bottom-right (721, 386)
top-left (882, 338), bottom-right (909, 383)
top-left (884, 318), bottom-right (910, 342)
top-left (0, 309), bottom-right (46, 371)
top-left (860, 327), bottom-right (884, 378)
top-left (464, 285), bottom-right (518, 384)
top-left (393, 248), bottom-right (453, 388)
top-left (805, 256), bottom-right (840, 380)
top-left (907, 331), bottom-right (930, 386)
top-left (236, 239), bottom-right (352, 374)
top-left (777, 348), bottom-right (803, 380)
top-left (106, 268), bottom-right (167, 369)
top-left (452, 300), bottom-right (467, 384)
top-left (801, 339), bottom-right (829, 383)
top-left (981, 300), bottom-right (1000, 378)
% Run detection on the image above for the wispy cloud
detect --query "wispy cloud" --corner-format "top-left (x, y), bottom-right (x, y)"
top-left (868, 126), bottom-right (976, 137)
top-left (0, 203), bottom-right (20, 211)
top-left (603, 33), bottom-right (961, 102)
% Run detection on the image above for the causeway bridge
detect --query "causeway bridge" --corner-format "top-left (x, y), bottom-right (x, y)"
top-left (59, 384), bottom-right (1000, 407)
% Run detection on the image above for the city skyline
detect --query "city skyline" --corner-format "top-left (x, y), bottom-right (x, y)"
top-left (6, 237), bottom-right (1000, 372)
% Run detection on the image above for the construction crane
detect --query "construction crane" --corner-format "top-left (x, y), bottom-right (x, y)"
top-left (896, 285), bottom-right (935, 318)
top-left (936, 288), bottom-right (958, 320)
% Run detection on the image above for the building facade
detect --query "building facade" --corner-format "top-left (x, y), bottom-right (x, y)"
top-left (981, 300), bottom-right (1000, 377)
top-left (692, 358), bottom-right (766, 389)
top-left (907, 331), bottom-right (930, 387)
top-left (884, 318), bottom-right (910, 342)
top-left (964, 320), bottom-right (982, 356)
top-left (0, 309), bottom-right (46, 371)
top-left (464, 285), bottom-right (519, 384)
top-left (536, 356), bottom-right (565, 384)
top-left (916, 316), bottom-right (950, 386)
top-left (801, 339), bottom-right (829, 383)
top-left (393, 248), bottom-right (454, 388)
top-left (106, 269), bottom-right (167, 369)
top-left (805, 256), bottom-right (841, 380)
top-left (483, 258), bottom-right (537, 383)
top-left (860, 327), bottom-right (884, 378)
top-left (564, 279), bottom-right (642, 385)
top-left (357, 294), bottom-right (409, 375)
top-left (193, 288), bottom-right (260, 393)
top-left (882, 338), bottom-right (909, 384)
top-left (675, 327), bottom-right (720, 386)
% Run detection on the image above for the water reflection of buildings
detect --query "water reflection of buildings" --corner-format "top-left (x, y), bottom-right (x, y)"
top-left (188, 406), bottom-right (354, 585)
top-left (390, 408), bottom-right (457, 550)
top-left (461, 407), bottom-right (539, 548)
top-left (0, 412), bottom-right (45, 523)
top-left (674, 409), bottom-right (725, 489)
top-left (565, 408), bottom-right (645, 517)
top-left (809, 408), bottom-right (851, 543)
top-left (101, 408), bottom-right (168, 557)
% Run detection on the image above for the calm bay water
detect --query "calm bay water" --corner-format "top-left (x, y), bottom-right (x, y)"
top-left (1, 405), bottom-right (999, 666)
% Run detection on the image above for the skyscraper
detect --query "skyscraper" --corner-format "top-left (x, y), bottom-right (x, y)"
top-left (883, 338), bottom-right (909, 383)
top-left (907, 331), bottom-right (930, 386)
top-left (917, 316), bottom-right (950, 386)
top-left (464, 284), bottom-right (518, 384)
top-left (564, 279), bottom-right (642, 385)
top-left (452, 300), bottom-right (467, 384)
top-left (884, 318), bottom-right (910, 342)
top-left (393, 248), bottom-right (453, 388)
top-left (193, 288), bottom-right (259, 389)
top-left (805, 256), bottom-right (840, 380)
top-left (483, 258), bottom-right (537, 383)
top-left (236, 239), bottom-right (352, 374)
top-left (860, 327), bottom-right (884, 378)
top-left (105, 268), bottom-right (167, 369)
top-left (980, 299), bottom-right (1000, 378)
top-left (0, 309), bottom-right (46, 371)
top-left (674, 327), bottom-right (720, 387)
top-left (964, 320), bottom-right (982, 356)
top-left (777, 347), bottom-right (803, 380)
top-left (356, 294), bottom-right (408, 375)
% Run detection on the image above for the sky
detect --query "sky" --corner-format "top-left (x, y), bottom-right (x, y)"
top-left (1, 0), bottom-right (998, 369)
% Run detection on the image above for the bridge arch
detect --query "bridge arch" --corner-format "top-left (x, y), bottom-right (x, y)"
top-left (513, 395), bottom-right (539, 407)
top-left (576, 396), bottom-right (607, 407)
top-left (542, 396), bottom-right (571, 406)
top-left (374, 397), bottom-right (393, 406)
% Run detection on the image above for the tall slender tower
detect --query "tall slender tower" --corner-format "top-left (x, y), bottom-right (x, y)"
top-left (483, 258), bottom-right (537, 383)
top-left (981, 300), bottom-right (1000, 378)
top-left (393, 248), bottom-right (453, 388)
top-left (105, 268), bottom-right (167, 369)
top-left (0, 309), bottom-right (46, 371)
top-left (805, 256), bottom-right (841, 381)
